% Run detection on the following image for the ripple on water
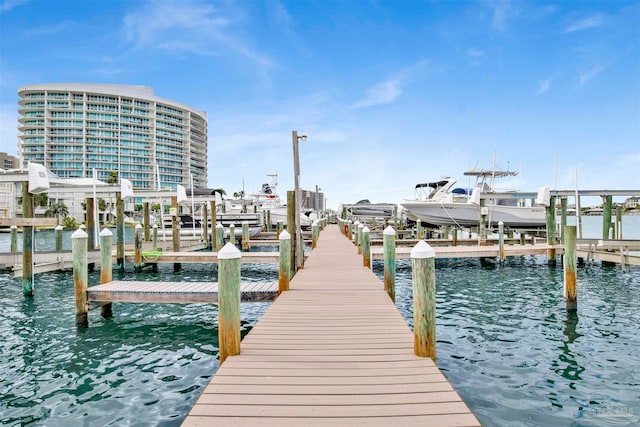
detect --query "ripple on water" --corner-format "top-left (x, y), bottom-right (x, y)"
top-left (373, 256), bottom-right (640, 427)
top-left (0, 267), bottom-right (271, 426)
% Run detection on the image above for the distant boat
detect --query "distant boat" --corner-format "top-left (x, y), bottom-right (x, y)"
top-left (400, 169), bottom-right (546, 229)
top-left (340, 199), bottom-right (396, 218)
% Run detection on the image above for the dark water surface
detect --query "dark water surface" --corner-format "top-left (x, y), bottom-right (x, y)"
top-left (1, 234), bottom-right (639, 426)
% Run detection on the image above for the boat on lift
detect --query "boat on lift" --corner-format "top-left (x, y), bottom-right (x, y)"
top-left (400, 168), bottom-right (546, 229)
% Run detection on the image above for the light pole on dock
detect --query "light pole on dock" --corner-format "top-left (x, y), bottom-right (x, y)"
top-left (292, 130), bottom-right (307, 271)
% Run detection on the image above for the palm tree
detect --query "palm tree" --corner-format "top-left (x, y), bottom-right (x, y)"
top-left (106, 171), bottom-right (119, 184)
top-left (34, 192), bottom-right (49, 208)
top-left (212, 188), bottom-right (226, 199)
top-left (44, 201), bottom-right (69, 224)
top-left (106, 171), bottom-right (118, 222)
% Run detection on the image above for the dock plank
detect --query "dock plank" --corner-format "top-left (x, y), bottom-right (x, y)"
top-left (183, 224), bottom-right (480, 426)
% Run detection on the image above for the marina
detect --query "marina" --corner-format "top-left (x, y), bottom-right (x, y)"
top-left (2, 2), bottom-right (639, 425)
top-left (0, 218), bottom-right (638, 425)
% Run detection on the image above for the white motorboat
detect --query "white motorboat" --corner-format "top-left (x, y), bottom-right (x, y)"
top-left (400, 169), bottom-right (546, 229)
top-left (227, 174), bottom-right (316, 229)
top-left (340, 199), bottom-right (396, 219)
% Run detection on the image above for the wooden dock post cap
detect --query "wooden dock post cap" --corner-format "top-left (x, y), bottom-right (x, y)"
top-left (100, 228), bottom-right (113, 237)
top-left (72, 228), bottom-right (88, 239)
top-left (54, 224), bottom-right (63, 231)
top-left (363, 226), bottom-right (370, 233)
top-left (153, 224), bottom-right (158, 229)
top-left (135, 224), bottom-right (142, 229)
top-left (216, 223), bottom-right (224, 229)
top-left (79, 224), bottom-right (86, 230)
top-left (383, 226), bottom-right (395, 235)
top-left (10, 224), bottom-right (17, 229)
top-left (358, 223), bottom-right (364, 229)
top-left (411, 240), bottom-right (435, 259)
top-left (498, 221), bottom-right (504, 226)
top-left (218, 242), bottom-right (241, 259)
top-left (279, 230), bottom-right (291, 240)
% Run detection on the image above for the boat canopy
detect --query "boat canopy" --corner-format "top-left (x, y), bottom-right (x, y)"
top-left (463, 168), bottom-right (518, 178)
top-left (415, 179), bottom-right (452, 190)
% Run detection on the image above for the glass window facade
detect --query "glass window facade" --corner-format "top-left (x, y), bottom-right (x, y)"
top-left (17, 84), bottom-right (207, 189)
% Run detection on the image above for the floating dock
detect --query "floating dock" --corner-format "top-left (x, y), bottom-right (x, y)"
top-left (183, 224), bottom-right (480, 426)
top-left (87, 281), bottom-right (278, 303)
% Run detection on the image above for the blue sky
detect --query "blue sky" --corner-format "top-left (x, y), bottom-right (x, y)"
top-left (0, 0), bottom-right (638, 209)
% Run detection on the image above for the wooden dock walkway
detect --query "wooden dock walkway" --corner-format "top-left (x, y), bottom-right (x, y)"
top-left (183, 225), bottom-right (480, 426)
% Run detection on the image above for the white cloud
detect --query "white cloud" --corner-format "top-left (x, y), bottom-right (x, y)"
top-left (352, 80), bottom-right (402, 109)
top-left (122, 0), bottom-right (273, 68)
top-left (565, 14), bottom-right (606, 33)
top-left (537, 79), bottom-right (550, 95)
top-left (578, 59), bottom-right (614, 85)
top-left (467, 48), bottom-right (486, 58)
top-left (0, 0), bottom-right (27, 13)
top-left (489, 0), bottom-right (512, 32)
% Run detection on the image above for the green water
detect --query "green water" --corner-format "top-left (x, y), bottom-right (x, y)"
top-left (1, 263), bottom-right (275, 426)
top-left (1, 220), bottom-right (639, 426)
top-left (372, 257), bottom-right (640, 427)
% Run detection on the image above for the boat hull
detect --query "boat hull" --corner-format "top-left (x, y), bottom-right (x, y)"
top-left (400, 201), bottom-right (546, 228)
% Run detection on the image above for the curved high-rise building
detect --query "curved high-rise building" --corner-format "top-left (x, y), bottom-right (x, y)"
top-left (17, 83), bottom-right (207, 189)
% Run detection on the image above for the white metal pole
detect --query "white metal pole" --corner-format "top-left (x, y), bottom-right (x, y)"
top-left (92, 168), bottom-right (99, 248)
top-left (156, 163), bottom-right (166, 242)
top-left (190, 173), bottom-right (196, 238)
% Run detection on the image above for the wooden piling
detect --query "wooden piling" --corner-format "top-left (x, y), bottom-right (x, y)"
top-left (229, 223), bottom-right (236, 245)
top-left (602, 195), bottom-right (613, 240)
top-left (452, 228), bottom-right (457, 247)
top-left (172, 196), bottom-right (180, 271)
top-left (353, 221), bottom-right (360, 248)
top-left (615, 205), bottom-right (622, 239)
top-left (210, 201), bottom-right (217, 239)
top-left (417, 219), bottom-right (423, 240)
top-left (362, 226), bottom-right (371, 269)
top-left (134, 224), bottom-right (143, 272)
top-left (100, 228), bottom-right (113, 318)
top-left (10, 225), bottom-right (17, 252)
top-left (54, 224), bottom-right (63, 251)
top-left (411, 240), bottom-right (436, 361)
top-left (267, 210), bottom-right (272, 233)
top-left (215, 223), bottom-right (223, 252)
top-left (312, 221), bottom-right (318, 249)
top-left (546, 195), bottom-right (556, 264)
top-left (383, 226), bottom-right (396, 302)
top-left (498, 221), bottom-right (505, 263)
top-left (202, 203), bottom-right (209, 246)
top-left (116, 192), bottom-right (124, 268)
top-left (241, 221), bottom-right (249, 250)
top-left (286, 190), bottom-right (296, 274)
top-left (560, 197), bottom-right (568, 244)
top-left (143, 202), bottom-right (150, 241)
top-left (22, 183), bottom-right (33, 296)
top-left (86, 197), bottom-right (95, 249)
top-left (278, 230), bottom-right (291, 294)
top-left (564, 225), bottom-right (577, 311)
top-left (72, 227), bottom-right (88, 327)
top-left (217, 242), bottom-right (241, 364)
